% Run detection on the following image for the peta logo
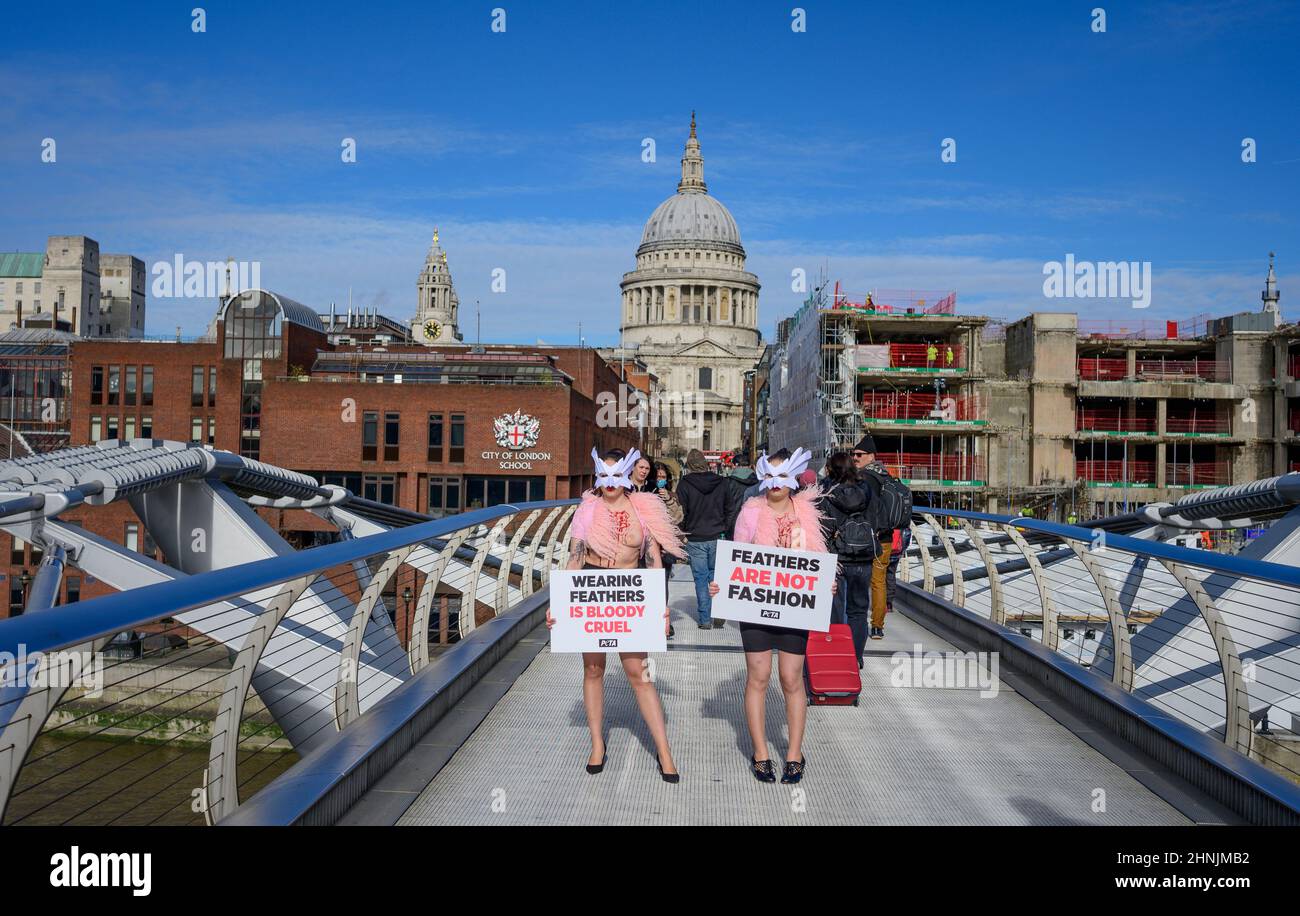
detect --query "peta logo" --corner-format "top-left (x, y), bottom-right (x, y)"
top-left (50, 847), bottom-right (151, 896)
top-left (598, 638), bottom-right (619, 648)
top-left (760, 609), bottom-right (782, 620)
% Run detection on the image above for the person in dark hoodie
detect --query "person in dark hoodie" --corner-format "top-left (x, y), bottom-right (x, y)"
top-left (677, 448), bottom-right (743, 628)
top-left (819, 451), bottom-right (879, 664)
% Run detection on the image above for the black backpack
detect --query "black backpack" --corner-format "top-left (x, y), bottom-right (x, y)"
top-left (861, 467), bottom-right (913, 531)
top-left (832, 509), bottom-right (881, 560)
top-left (826, 483), bottom-right (881, 560)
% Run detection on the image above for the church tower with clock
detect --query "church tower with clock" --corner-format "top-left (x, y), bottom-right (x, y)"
top-left (412, 229), bottom-right (466, 346)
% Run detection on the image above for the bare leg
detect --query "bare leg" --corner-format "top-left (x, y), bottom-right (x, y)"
top-left (777, 650), bottom-right (807, 761)
top-left (620, 653), bottom-right (676, 774)
top-left (582, 652), bottom-right (607, 766)
top-left (744, 650), bottom-right (774, 760)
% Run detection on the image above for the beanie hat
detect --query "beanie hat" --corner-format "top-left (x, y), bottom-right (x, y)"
top-left (854, 434), bottom-right (877, 454)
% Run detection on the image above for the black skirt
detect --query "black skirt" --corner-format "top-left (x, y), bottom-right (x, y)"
top-left (739, 622), bottom-right (808, 655)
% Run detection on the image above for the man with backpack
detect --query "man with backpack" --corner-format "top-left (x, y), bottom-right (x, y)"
top-left (819, 452), bottom-right (879, 665)
top-left (678, 448), bottom-right (743, 628)
top-left (852, 434), bottom-right (912, 641)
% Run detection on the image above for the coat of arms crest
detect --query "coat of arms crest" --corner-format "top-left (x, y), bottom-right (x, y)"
top-left (493, 410), bottom-right (541, 449)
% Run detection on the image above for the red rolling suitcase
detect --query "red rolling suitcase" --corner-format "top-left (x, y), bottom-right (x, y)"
top-left (804, 624), bottom-right (861, 706)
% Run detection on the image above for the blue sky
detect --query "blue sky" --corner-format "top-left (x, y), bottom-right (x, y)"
top-left (1, 0), bottom-right (1296, 343)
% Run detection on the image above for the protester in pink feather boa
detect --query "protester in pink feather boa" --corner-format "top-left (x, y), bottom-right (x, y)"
top-left (707, 446), bottom-right (834, 787)
top-left (545, 447), bottom-right (684, 782)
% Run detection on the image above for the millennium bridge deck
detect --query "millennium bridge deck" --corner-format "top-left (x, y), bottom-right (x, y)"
top-left (352, 573), bottom-right (1204, 827)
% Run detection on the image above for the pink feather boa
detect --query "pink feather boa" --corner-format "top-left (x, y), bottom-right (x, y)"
top-left (570, 491), bottom-right (687, 562)
top-left (732, 488), bottom-right (827, 553)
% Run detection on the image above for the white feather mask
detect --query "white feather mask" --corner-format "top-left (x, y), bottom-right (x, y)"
top-left (756, 447), bottom-right (811, 491)
top-left (592, 447), bottom-right (642, 490)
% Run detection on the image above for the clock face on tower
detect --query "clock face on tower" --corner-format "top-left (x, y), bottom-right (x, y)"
top-left (423, 320), bottom-right (442, 341)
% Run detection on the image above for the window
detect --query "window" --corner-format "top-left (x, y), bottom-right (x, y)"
top-left (90, 366), bottom-right (104, 405)
top-left (427, 476), bottom-right (462, 517)
top-left (384, 412), bottom-right (400, 461)
top-left (124, 365), bottom-right (137, 406)
top-left (208, 366), bottom-right (217, 406)
top-left (192, 366), bottom-right (204, 407)
top-left (141, 416), bottom-right (153, 438)
top-left (124, 416), bottom-right (136, 440)
top-left (427, 413), bottom-right (443, 462)
top-left (191, 417), bottom-right (203, 442)
top-left (464, 475), bottom-right (545, 509)
top-left (10, 536), bottom-right (25, 565)
top-left (10, 581), bottom-right (23, 616)
top-left (124, 522), bottom-right (139, 552)
top-left (66, 577), bottom-right (81, 604)
top-left (450, 413), bottom-right (465, 463)
top-left (362, 474), bottom-right (398, 505)
top-left (142, 366), bottom-right (154, 406)
top-left (207, 417), bottom-right (216, 445)
top-left (108, 366), bottom-right (120, 406)
top-left (106, 416), bottom-right (119, 440)
top-left (362, 412), bottom-right (378, 461)
top-left (699, 367), bottom-right (713, 389)
top-left (143, 527), bottom-right (157, 560)
top-left (90, 416), bottom-right (102, 442)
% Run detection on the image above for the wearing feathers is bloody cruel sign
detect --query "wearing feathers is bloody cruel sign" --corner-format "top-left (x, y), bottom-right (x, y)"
top-left (549, 568), bottom-right (668, 653)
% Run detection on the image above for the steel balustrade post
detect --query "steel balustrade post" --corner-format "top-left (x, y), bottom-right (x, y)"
top-left (495, 509), bottom-right (542, 612)
top-left (910, 520), bottom-right (934, 593)
top-left (958, 519), bottom-right (1003, 624)
top-left (520, 507), bottom-right (563, 597)
top-left (1002, 524), bottom-right (1060, 652)
top-left (1159, 559), bottom-right (1252, 754)
top-left (553, 505), bottom-right (579, 573)
top-left (0, 635), bottom-right (107, 826)
top-left (406, 531), bottom-right (469, 675)
top-left (923, 513), bottom-right (964, 607)
top-left (205, 575), bottom-right (316, 823)
top-left (460, 517), bottom-right (513, 640)
top-left (1065, 538), bottom-right (1135, 691)
top-left (335, 546), bottom-right (417, 730)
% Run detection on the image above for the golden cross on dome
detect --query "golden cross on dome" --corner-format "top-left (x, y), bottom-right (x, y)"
top-left (432, 228), bottom-right (439, 245)
top-left (690, 110), bottom-right (696, 138)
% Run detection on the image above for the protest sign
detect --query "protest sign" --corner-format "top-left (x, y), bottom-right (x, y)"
top-left (711, 539), bottom-right (835, 631)
top-left (548, 568), bottom-right (667, 653)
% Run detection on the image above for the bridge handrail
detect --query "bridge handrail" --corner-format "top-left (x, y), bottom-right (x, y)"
top-left (903, 503), bottom-right (1300, 792)
top-left (0, 498), bottom-right (579, 659)
top-left (918, 506), bottom-right (1300, 589)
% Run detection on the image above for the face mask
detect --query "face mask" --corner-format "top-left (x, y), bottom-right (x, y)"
top-left (655, 479), bottom-right (667, 489)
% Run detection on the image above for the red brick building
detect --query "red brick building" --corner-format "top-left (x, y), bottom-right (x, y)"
top-left (0, 290), bottom-right (640, 616)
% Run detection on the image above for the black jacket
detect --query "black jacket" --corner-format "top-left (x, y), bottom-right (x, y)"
top-left (677, 471), bottom-right (742, 541)
top-left (820, 480), bottom-right (874, 564)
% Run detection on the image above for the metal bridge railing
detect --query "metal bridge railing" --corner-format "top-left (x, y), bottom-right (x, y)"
top-left (0, 498), bottom-right (578, 826)
top-left (900, 507), bottom-right (1300, 785)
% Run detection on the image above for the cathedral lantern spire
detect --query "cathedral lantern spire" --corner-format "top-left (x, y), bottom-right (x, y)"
top-left (678, 111), bottom-right (707, 194)
top-left (1262, 251), bottom-right (1280, 320)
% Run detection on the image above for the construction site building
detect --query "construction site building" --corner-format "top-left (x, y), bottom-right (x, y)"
top-left (767, 258), bottom-right (1298, 519)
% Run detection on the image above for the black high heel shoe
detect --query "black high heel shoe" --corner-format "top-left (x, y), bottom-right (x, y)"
top-left (586, 749), bottom-right (607, 775)
top-left (655, 754), bottom-right (680, 784)
top-left (750, 756), bottom-right (777, 783)
top-left (780, 756), bottom-right (806, 784)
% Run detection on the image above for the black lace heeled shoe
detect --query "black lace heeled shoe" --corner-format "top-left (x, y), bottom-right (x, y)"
top-left (655, 754), bottom-right (680, 784)
top-left (780, 756), bottom-right (806, 784)
top-left (750, 756), bottom-right (777, 783)
top-left (586, 749), bottom-right (607, 775)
